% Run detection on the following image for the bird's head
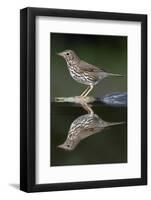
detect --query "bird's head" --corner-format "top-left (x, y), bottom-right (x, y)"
top-left (57, 50), bottom-right (79, 63)
top-left (57, 138), bottom-right (79, 151)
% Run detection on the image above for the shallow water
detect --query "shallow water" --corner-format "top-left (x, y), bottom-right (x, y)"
top-left (51, 102), bottom-right (127, 166)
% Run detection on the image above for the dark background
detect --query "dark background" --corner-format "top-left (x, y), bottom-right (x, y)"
top-left (50, 33), bottom-right (127, 166)
top-left (50, 33), bottom-right (127, 99)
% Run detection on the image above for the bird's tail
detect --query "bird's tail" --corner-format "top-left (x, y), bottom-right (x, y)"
top-left (107, 121), bottom-right (126, 127)
top-left (108, 73), bottom-right (124, 77)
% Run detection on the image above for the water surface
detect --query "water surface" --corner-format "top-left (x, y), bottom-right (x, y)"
top-left (51, 102), bottom-right (127, 166)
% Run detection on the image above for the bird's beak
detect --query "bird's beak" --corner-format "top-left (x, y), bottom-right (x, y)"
top-left (57, 144), bottom-right (64, 149)
top-left (57, 52), bottom-right (64, 57)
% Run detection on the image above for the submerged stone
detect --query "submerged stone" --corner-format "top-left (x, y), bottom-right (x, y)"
top-left (100, 92), bottom-right (127, 107)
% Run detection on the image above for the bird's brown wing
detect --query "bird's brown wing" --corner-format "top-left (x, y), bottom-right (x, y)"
top-left (79, 60), bottom-right (106, 73)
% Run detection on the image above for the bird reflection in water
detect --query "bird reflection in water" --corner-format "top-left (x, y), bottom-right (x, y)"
top-left (58, 97), bottom-right (124, 151)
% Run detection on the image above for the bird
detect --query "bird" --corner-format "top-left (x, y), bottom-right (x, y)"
top-left (57, 113), bottom-right (124, 151)
top-left (57, 50), bottom-right (123, 97)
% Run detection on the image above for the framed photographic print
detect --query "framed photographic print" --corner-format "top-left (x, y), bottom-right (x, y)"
top-left (20, 7), bottom-right (147, 192)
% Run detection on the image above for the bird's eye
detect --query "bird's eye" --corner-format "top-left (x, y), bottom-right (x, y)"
top-left (66, 53), bottom-right (69, 55)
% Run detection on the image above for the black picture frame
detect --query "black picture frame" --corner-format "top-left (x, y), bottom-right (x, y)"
top-left (20, 7), bottom-right (147, 192)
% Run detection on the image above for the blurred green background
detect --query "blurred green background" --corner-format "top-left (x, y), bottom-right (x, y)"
top-left (50, 33), bottom-right (127, 166)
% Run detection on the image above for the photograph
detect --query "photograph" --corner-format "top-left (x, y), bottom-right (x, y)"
top-left (50, 33), bottom-right (127, 166)
top-left (20, 7), bottom-right (147, 192)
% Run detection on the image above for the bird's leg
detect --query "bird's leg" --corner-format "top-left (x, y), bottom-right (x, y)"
top-left (79, 99), bottom-right (94, 115)
top-left (80, 86), bottom-right (90, 97)
top-left (83, 85), bottom-right (93, 97)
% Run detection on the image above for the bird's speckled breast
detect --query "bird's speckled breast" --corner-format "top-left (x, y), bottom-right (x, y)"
top-left (67, 61), bottom-right (99, 86)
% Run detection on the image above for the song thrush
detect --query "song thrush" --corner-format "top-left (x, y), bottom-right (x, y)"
top-left (58, 113), bottom-right (124, 151)
top-left (57, 50), bottom-right (123, 97)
